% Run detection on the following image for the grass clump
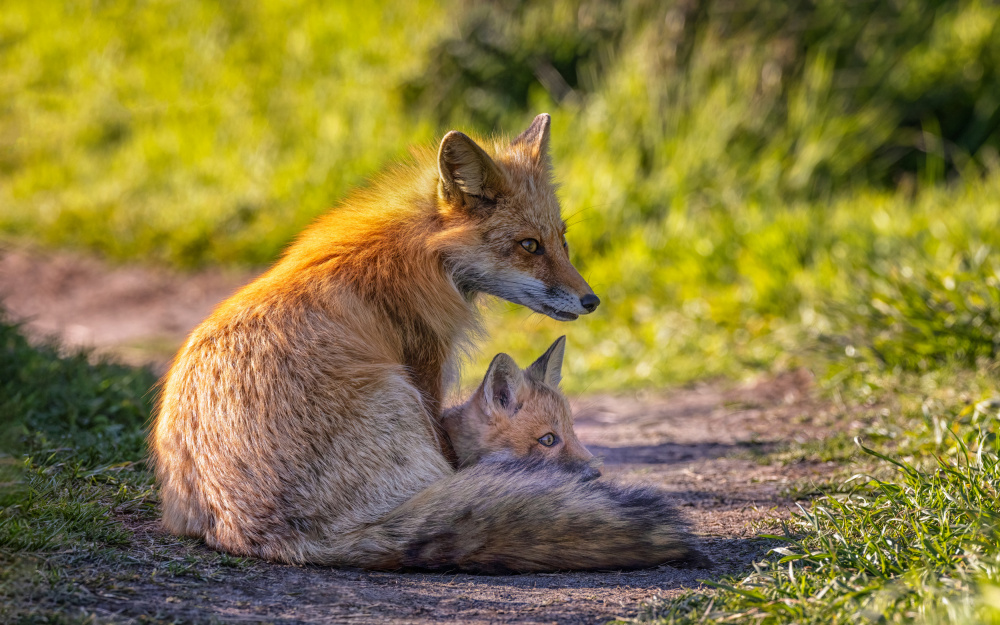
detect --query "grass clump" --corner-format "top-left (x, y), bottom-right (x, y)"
top-left (619, 217), bottom-right (1000, 623)
top-left (0, 317), bottom-right (251, 623)
top-left (829, 246), bottom-right (1000, 374)
top-left (625, 400), bottom-right (1000, 624)
top-left (0, 456), bottom-right (150, 554)
top-left (625, 367), bottom-right (1000, 625)
top-left (0, 315), bottom-right (154, 460)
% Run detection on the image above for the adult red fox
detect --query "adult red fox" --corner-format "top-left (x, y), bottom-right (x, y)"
top-left (151, 115), bottom-right (700, 571)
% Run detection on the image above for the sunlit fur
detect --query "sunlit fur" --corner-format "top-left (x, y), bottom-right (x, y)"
top-left (443, 338), bottom-right (601, 481)
top-left (151, 115), bottom-right (699, 571)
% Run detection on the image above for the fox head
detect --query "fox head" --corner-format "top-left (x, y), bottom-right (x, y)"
top-left (435, 114), bottom-right (600, 321)
top-left (443, 336), bottom-right (600, 480)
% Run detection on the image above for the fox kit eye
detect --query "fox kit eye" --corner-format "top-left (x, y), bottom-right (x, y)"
top-left (562, 235), bottom-right (569, 251)
top-left (538, 433), bottom-right (556, 447)
top-left (520, 239), bottom-right (543, 255)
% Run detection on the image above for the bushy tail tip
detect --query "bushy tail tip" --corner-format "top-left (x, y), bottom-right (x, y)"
top-left (342, 455), bottom-right (707, 573)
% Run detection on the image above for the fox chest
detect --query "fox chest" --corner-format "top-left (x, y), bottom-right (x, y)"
top-left (398, 330), bottom-right (459, 465)
top-left (401, 340), bottom-right (447, 414)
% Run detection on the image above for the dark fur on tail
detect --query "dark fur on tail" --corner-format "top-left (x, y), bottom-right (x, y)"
top-left (346, 455), bottom-right (706, 573)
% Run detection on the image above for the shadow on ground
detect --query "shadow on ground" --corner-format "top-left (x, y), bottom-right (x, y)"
top-left (66, 518), bottom-right (777, 625)
top-left (587, 441), bottom-right (770, 466)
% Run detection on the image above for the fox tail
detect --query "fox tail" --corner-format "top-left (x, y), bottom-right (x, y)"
top-left (327, 455), bottom-right (705, 573)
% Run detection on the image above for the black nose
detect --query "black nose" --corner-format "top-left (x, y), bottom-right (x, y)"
top-left (580, 293), bottom-right (600, 313)
top-left (581, 465), bottom-right (602, 482)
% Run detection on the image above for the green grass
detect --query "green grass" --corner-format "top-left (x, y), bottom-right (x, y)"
top-left (0, 0), bottom-right (450, 267)
top-left (3, 0), bottom-right (1000, 389)
top-left (0, 315), bottom-right (154, 460)
top-left (622, 369), bottom-right (1000, 624)
top-left (0, 317), bottom-right (253, 623)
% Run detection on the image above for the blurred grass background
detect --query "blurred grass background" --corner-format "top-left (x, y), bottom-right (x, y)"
top-left (2, 0), bottom-right (999, 390)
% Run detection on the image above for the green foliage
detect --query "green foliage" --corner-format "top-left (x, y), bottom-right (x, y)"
top-left (0, 316), bottom-right (156, 462)
top-left (417, 0), bottom-right (1000, 193)
top-left (0, 458), bottom-right (147, 553)
top-left (479, 173), bottom-right (1000, 390)
top-left (831, 247), bottom-right (1000, 373)
top-left (0, 319), bottom-right (250, 622)
top-left (0, 0), bottom-right (449, 267)
top-left (625, 398), bottom-right (1000, 624)
top-left (2, 0), bottom-right (1000, 390)
top-left (403, 0), bottom-right (638, 130)
top-left (407, 0), bottom-right (1000, 389)
top-left (0, 314), bottom-right (156, 559)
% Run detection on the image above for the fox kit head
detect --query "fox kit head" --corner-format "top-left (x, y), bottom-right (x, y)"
top-left (436, 114), bottom-right (600, 321)
top-left (443, 336), bottom-right (600, 480)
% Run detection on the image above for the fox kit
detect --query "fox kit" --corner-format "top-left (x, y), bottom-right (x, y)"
top-left (444, 336), bottom-right (601, 481)
top-left (152, 114), bottom-right (700, 572)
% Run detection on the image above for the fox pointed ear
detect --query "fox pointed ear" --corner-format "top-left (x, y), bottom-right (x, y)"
top-left (527, 335), bottom-right (566, 387)
top-left (481, 353), bottom-right (524, 416)
top-left (438, 131), bottom-right (505, 203)
top-left (511, 113), bottom-right (551, 164)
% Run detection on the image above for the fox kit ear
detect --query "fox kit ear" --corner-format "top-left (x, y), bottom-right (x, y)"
top-left (511, 113), bottom-right (551, 164)
top-left (438, 131), bottom-right (505, 203)
top-left (527, 335), bottom-right (566, 387)
top-left (481, 353), bottom-right (524, 416)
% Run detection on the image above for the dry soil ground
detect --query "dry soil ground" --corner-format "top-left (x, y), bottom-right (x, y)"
top-left (0, 244), bottom-right (849, 624)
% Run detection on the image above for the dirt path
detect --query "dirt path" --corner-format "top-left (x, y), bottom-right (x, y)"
top-left (0, 244), bottom-right (254, 370)
top-left (1, 244), bottom-right (844, 624)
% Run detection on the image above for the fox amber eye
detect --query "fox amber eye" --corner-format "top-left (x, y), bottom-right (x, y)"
top-left (520, 239), bottom-right (543, 255)
top-left (538, 433), bottom-right (556, 447)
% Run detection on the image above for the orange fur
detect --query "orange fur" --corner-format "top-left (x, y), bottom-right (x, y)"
top-left (150, 115), bottom-right (700, 571)
top-left (443, 337), bottom-right (601, 480)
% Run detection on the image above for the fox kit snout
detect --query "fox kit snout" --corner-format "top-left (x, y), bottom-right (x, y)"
top-left (443, 336), bottom-right (600, 480)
